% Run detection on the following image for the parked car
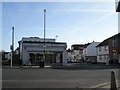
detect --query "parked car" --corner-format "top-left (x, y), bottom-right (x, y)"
top-left (86, 59), bottom-right (91, 63)
top-left (86, 59), bottom-right (97, 64)
top-left (91, 60), bottom-right (97, 64)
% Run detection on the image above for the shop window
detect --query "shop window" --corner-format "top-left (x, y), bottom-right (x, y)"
top-left (54, 53), bottom-right (62, 63)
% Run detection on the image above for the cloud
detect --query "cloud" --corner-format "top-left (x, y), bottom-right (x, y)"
top-left (45, 1), bottom-right (116, 14)
top-left (48, 9), bottom-right (115, 12)
top-left (63, 12), bottom-right (116, 35)
top-left (1, 0), bottom-right (115, 2)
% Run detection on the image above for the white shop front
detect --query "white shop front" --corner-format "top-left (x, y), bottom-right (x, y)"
top-left (19, 37), bottom-right (67, 66)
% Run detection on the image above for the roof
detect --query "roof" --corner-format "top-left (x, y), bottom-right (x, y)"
top-left (72, 44), bottom-right (84, 46)
top-left (96, 33), bottom-right (120, 47)
top-left (96, 39), bottom-right (108, 47)
top-left (72, 43), bottom-right (91, 48)
top-left (21, 41), bottom-right (67, 45)
top-left (18, 37), bottom-right (56, 43)
top-left (84, 43), bottom-right (91, 48)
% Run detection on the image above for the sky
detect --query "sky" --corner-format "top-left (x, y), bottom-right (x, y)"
top-left (2, 1), bottom-right (118, 51)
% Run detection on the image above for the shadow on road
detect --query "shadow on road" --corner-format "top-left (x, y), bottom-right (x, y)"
top-left (51, 64), bottom-right (120, 70)
top-left (1, 88), bottom-right (110, 90)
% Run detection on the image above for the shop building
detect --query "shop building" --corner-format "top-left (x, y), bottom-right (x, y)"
top-left (18, 37), bottom-right (67, 66)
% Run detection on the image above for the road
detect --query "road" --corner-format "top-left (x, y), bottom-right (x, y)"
top-left (2, 63), bottom-right (120, 89)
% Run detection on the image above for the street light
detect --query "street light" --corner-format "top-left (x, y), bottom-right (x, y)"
top-left (10, 26), bottom-right (14, 68)
top-left (40, 9), bottom-right (46, 68)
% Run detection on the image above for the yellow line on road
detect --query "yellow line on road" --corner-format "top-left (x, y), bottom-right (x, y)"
top-left (87, 80), bottom-right (120, 89)
top-left (89, 82), bottom-right (111, 88)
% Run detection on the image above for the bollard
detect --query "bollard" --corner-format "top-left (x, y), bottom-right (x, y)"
top-left (110, 71), bottom-right (117, 90)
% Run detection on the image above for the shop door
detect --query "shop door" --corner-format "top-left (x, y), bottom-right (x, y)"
top-left (29, 53), bottom-right (35, 65)
top-left (36, 54), bottom-right (43, 65)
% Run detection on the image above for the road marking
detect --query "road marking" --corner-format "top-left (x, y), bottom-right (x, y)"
top-left (89, 82), bottom-right (111, 88)
top-left (87, 80), bottom-right (120, 89)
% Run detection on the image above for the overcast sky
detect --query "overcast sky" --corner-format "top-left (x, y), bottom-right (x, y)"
top-left (2, 1), bottom-right (118, 51)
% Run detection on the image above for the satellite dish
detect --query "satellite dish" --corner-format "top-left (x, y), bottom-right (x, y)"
top-left (115, 0), bottom-right (120, 12)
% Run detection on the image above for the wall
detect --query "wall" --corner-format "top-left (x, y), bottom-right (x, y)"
top-left (87, 42), bottom-right (100, 56)
top-left (109, 35), bottom-right (120, 63)
top-left (83, 42), bottom-right (100, 56)
top-left (96, 45), bottom-right (109, 63)
top-left (97, 46), bottom-right (109, 55)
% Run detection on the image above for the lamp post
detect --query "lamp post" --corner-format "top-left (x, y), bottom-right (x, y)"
top-left (43, 9), bottom-right (46, 68)
top-left (10, 26), bottom-right (14, 68)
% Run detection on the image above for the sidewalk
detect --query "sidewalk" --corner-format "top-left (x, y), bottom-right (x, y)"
top-left (2, 63), bottom-right (120, 69)
top-left (2, 65), bottom-right (52, 69)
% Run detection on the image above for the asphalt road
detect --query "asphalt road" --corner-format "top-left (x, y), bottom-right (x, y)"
top-left (2, 64), bottom-right (120, 89)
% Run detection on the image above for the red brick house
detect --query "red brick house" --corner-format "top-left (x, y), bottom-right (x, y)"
top-left (96, 33), bottom-right (120, 64)
top-left (109, 33), bottom-right (120, 64)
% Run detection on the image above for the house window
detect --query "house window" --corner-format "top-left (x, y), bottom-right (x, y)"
top-left (99, 47), bottom-right (101, 51)
top-left (112, 39), bottom-right (117, 48)
top-left (104, 55), bottom-right (106, 60)
top-left (104, 46), bottom-right (107, 51)
top-left (99, 55), bottom-right (102, 60)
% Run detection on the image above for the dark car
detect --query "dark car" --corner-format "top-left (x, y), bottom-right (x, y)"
top-left (86, 59), bottom-right (97, 64)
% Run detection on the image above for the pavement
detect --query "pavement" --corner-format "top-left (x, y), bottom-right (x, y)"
top-left (2, 63), bottom-right (120, 69)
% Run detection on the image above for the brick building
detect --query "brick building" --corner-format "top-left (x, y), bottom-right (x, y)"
top-left (109, 33), bottom-right (120, 63)
top-left (96, 33), bottom-right (120, 64)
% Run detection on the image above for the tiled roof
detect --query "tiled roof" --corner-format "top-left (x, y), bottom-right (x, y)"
top-left (96, 33), bottom-right (120, 47)
top-left (96, 39), bottom-right (109, 47)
